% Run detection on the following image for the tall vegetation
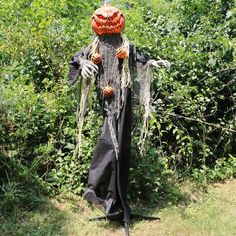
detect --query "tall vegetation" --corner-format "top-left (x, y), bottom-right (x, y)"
top-left (0, 0), bottom-right (236, 211)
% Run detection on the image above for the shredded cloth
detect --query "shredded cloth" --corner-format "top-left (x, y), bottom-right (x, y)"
top-left (72, 34), bottom-right (155, 158)
top-left (73, 35), bottom-right (132, 158)
top-left (134, 62), bottom-right (154, 154)
top-left (73, 77), bottom-right (95, 159)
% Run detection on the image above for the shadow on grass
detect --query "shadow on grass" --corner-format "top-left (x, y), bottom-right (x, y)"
top-left (0, 157), bottom-right (200, 235)
top-left (92, 180), bottom-right (198, 233)
top-left (0, 200), bottom-right (68, 236)
top-left (0, 158), bottom-right (70, 236)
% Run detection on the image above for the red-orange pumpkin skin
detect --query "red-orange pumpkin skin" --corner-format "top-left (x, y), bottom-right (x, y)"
top-left (91, 53), bottom-right (102, 64)
top-left (91, 3), bottom-right (125, 36)
top-left (103, 86), bottom-right (114, 97)
top-left (116, 47), bottom-right (127, 59)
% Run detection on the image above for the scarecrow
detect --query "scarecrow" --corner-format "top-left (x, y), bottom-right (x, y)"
top-left (69, 1), bottom-right (170, 235)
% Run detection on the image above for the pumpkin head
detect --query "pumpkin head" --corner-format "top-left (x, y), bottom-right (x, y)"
top-left (91, 3), bottom-right (125, 36)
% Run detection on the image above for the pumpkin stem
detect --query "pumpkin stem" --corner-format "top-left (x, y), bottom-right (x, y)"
top-left (104, 0), bottom-right (111, 6)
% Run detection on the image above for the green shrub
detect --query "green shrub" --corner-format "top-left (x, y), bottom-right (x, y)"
top-left (0, 0), bottom-right (235, 209)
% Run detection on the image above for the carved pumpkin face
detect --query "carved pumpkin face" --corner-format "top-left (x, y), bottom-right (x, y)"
top-left (91, 3), bottom-right (125, 36)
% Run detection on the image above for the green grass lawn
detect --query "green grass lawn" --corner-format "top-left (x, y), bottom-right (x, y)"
top-left (1, 179), bottom-right (236, 236)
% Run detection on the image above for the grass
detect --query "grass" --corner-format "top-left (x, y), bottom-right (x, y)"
top-left (1, 179), bottom-right (236, 236)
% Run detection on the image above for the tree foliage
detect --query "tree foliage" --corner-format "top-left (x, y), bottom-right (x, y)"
top-left (0, 0), bottom-right (236, 210)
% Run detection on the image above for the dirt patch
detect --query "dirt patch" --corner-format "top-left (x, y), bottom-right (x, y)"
top-left (213, 178), bottom-right (236, 193)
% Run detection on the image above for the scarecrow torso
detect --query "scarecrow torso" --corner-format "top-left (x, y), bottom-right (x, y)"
top-left (96, 35), bottom-right (125, 117)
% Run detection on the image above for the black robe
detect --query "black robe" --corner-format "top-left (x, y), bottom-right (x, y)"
top-left (69, 34), bottom-right (148, 223)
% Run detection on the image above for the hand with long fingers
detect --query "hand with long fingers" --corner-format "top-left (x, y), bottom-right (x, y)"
top-left (80, 59), bottom-right (98, 79)
top-left (147, 59), bottom-right (171, 71)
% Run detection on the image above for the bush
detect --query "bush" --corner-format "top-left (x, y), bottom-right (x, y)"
top-left (0, 0), bottom-right (235, 209)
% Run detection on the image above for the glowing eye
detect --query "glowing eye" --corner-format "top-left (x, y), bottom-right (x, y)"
top-left (96, 14), bottom-right (106, 19)
top-left (112, 12), bottom-right (118, 18)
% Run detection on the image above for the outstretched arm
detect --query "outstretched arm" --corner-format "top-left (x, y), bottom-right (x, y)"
top-left (147, 59), bottom-right (170, 71)
top-left (132, 45), bottom-right (170, 71)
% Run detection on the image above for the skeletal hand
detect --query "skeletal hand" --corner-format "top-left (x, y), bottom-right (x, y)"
top-left (80, 59), bottom-right (98, 79)
top-left (148, 59), bottom-right (171, 71)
